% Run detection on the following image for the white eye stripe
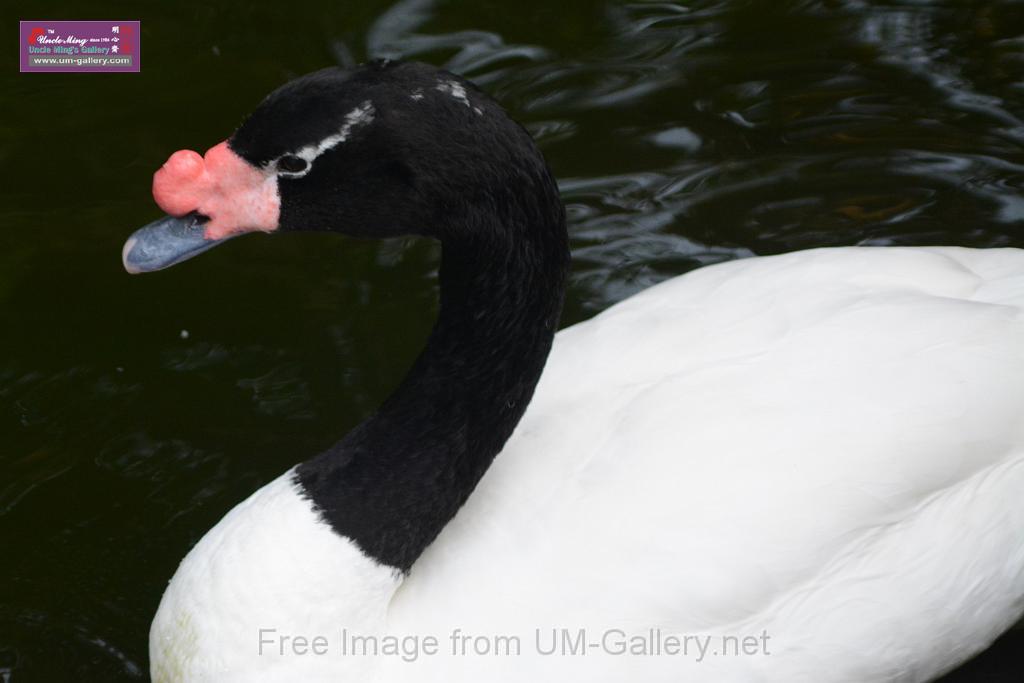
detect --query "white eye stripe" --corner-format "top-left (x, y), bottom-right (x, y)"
top-left (271, 100), bottom-right (376, 178)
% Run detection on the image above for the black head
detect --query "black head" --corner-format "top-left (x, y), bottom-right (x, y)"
top-left (122, 61), bottom-right (561, 273)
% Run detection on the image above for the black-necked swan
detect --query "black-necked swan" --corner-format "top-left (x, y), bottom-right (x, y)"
top-left (122, 61), bottom-right (1024, 682)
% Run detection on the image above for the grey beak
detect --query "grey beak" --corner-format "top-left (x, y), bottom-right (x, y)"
top-left (122, 213), bottom-right (235, 274)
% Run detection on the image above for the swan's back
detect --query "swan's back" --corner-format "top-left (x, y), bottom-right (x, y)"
top-left (388, 247), bottom-right (1024, 682)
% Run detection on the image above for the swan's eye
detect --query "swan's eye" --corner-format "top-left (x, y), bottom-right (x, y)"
top-left (278, 155), bottom-right (309, 175)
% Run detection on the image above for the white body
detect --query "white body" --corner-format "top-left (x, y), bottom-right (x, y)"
top-left (151, 247), bottom-right (1024, 682)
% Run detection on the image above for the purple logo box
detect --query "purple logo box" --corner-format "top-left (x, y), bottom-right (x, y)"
top-left (20, 20), bottom-right (140, 73)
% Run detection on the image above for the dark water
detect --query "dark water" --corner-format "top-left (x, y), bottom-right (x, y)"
top-left (2, 1), bottom-right (1023, 679)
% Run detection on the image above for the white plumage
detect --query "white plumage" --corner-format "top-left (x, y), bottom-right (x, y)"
top-left (152, 246), bottom-right (1024, 682)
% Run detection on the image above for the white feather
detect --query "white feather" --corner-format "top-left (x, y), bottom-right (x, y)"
top-left (152, 246), bottom-right (1024, 681)
top-left (287, 100), bottom-right (376, 169)
top-left (150, 470), bottom-right (401, 682)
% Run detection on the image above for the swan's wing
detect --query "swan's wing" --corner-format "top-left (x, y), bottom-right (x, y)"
top-left (389, 247), bottom-right (1024, 682)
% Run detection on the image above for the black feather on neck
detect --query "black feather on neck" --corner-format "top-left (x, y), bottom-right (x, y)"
top-left (295, 156), bottom-right (569, 572)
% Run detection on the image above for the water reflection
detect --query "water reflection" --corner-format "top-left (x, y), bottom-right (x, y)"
top-left (2, 0), bottom-right (1023, 679)
top-left (355, 0), bottom-right (1022, 316)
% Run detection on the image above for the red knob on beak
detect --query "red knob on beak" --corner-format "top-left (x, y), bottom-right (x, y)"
top-left (150, 141), bottom-right (280, 240)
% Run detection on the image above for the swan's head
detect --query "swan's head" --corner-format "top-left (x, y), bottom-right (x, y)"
top-left (123, 61), bottom-right (550, 273)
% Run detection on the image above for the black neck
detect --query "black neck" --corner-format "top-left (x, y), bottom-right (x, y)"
top-left (296, 199), bottom-right (569, 572)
